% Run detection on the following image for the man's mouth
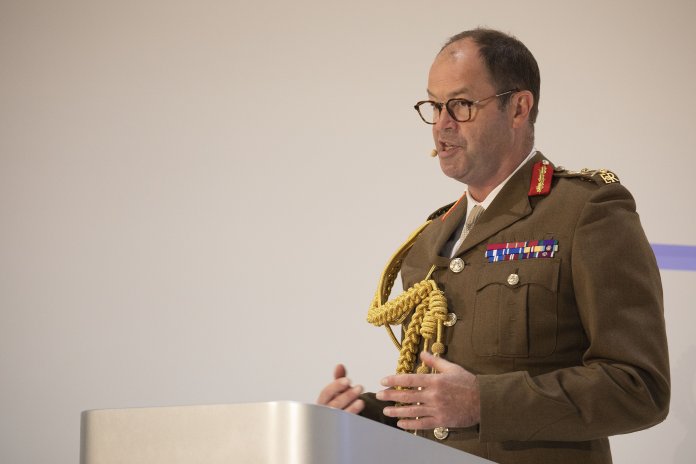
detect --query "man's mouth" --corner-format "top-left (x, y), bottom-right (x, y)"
top-left (439, 142), bottom-right (459, 153)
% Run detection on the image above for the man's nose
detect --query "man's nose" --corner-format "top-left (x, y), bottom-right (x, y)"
top-left (435, 108), bottom-right (457, 130)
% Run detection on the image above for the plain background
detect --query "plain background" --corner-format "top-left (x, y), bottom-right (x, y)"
top-left (1, 0), bottom-right (695, 462)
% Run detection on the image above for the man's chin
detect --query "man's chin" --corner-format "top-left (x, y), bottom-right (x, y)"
top-left (439, 161), bottom-right (469, 184)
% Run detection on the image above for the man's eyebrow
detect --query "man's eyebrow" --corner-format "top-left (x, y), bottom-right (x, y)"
top-left (426, 86), bottom-right (471, 100)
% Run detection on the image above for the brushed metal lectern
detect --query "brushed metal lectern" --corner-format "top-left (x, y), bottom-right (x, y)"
top-left (80, 401), bottom-right (492, 463)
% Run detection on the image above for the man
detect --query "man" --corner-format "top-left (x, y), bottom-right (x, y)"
top-left (317, 28), bottom-right (669, 464)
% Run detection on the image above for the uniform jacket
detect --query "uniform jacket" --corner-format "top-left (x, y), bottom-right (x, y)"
top-left (360, 152), bottom-right (670, 464)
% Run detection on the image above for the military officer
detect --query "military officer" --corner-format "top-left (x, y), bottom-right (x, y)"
top-left (317, 28), bottom-right (669, 464)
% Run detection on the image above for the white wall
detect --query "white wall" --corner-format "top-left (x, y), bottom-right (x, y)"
top-left (1, 1), bottom-right (694, 462)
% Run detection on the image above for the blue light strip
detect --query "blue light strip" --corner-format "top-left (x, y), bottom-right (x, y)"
top-left (651, 244), bottom-right (696, 271)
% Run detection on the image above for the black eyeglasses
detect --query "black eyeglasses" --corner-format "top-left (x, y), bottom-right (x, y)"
top-left (414, 89), bottom-right (519, 124)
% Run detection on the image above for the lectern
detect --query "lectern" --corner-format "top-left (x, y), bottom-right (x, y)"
top-left (80, 401), bottom-right (492, 463)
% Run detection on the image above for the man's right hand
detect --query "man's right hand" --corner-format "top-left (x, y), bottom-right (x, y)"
top-left (316, 364), bottom-right (365, 414)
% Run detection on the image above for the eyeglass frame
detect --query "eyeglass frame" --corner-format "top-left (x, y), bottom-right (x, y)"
top-left (413, 89), bottom-right (520, 124)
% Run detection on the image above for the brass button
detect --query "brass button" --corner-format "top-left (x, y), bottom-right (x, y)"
top-left (449, 258), bottom-right (464, 273)
top-left (434, 426), bottom-right (449, 440)
top-left (507, 273), bottom-right (520, 286)
top-left (444, 313), bottom-right (457, 327)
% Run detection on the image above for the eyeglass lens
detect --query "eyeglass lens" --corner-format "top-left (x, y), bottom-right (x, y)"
top-left (418, 100), bottom-right (471, 124)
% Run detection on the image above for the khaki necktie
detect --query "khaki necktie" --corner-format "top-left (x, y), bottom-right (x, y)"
top-left (450, 204), bottom-right (485, 257)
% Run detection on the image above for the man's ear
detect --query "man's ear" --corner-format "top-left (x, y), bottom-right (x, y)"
top-left (510, 90), bottom-right (533, 128)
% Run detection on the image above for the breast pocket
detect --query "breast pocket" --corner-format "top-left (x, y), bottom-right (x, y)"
top-left (472, 259), bottom-right (560, 358)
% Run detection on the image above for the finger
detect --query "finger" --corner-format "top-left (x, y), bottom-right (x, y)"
top-left (380, 373), bottom-right (430, 389)
top-left (375, 387), bottom-right (423, 404)
top-left (383, 403), bottom-right (433, 420)
top-left (343, 398), bottom-right (365, 415)
top-left (395, 416), bottom-right (441, 431)
top-left (333, 364), bottom-right (347, 380)
top-left (316, 377), bottom-right (351, 405)
top-left (327, 385), bottom-right (364, 410)
top-left (419, 351), bottom-right (458, 373)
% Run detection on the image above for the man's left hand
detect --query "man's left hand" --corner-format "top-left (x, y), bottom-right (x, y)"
top-left (375, 351), bottom-right (481, 430)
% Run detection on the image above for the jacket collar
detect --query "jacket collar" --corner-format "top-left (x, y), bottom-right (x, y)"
top-left (427, 151), bottom-right (548, 265)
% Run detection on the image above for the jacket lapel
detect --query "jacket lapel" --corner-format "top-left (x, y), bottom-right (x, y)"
top-left (452, 153), bottom-right (544, 258)
top-left (425, 194), bottom-right (468, 266)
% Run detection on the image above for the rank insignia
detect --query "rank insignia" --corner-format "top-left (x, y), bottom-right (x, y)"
top-left (598, 169), bottom-right (619, 184)
top-left (528, 160), bottom-right (554, 196)
top-left (485, 239), bottom-right (559, 263)
top-left (553, 167), bottom-right (621, 185)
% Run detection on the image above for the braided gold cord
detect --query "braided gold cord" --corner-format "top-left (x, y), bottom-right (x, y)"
top-left (367, 280), bottom-right (432, 326)
top-left (420, 287), bottom-right (447, 342)
top-left (366, 221), bottom-right (450, 375)
top-left (376, 221), bottom-right (431, 305)
top-left (418, 288), bottom-right (448, 374)
top-left (397, 297), bottom-right (428, 374)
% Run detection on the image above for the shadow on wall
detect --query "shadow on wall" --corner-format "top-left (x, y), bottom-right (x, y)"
top-left (673, 345), bottom-right (696, 463)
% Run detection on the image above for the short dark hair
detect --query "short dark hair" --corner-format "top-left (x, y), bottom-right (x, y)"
top-left (441, 28), bottom-right (540, 124)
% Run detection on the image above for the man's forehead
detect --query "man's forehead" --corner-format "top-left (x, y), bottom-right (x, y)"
top-left (430, 40), bottom-right (483, 77)
top-left (440, 46), bottom-right (472, 62)
top-left (427, 40), bottom-right (487, 97)
top-left (437, 38), bottom-right (479, 62)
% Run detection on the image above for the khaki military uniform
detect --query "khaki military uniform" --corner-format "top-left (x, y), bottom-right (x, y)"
top-left (361, 152), bottom-right (670, 464)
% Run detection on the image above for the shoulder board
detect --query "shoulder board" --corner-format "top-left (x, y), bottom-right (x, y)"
top-left (553, 166), bottom-right (620, 185)
top-left (427, 201), bottom-right (456, 221)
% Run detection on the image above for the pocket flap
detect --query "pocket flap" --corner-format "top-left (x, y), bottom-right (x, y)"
top-left (477, 259), bottom-right (560, 292)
